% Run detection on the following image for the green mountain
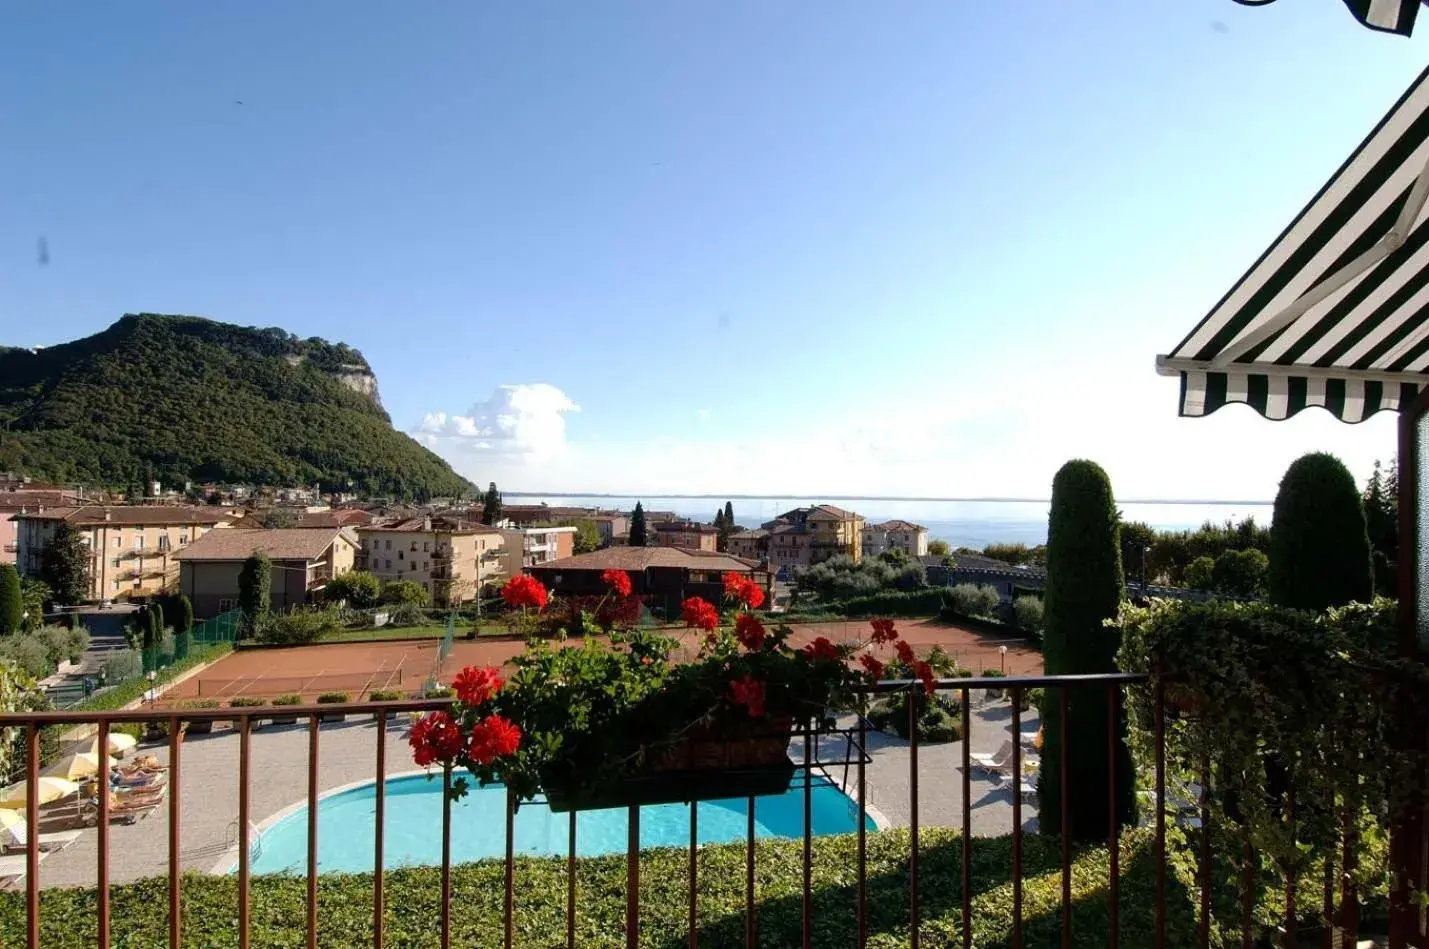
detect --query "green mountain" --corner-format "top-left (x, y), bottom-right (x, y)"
top-left (0, 314), bottom-right (474, 500)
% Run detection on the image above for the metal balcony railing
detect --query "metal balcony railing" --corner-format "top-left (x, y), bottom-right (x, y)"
top-left (0, 673), bottom-right (1412, 949)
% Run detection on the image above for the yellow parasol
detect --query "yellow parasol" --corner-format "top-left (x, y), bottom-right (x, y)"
top-left (0, 777), bottom-right (80, 809)
top-left (41, 751), bottom-right (115, 782)
top-left (81, 733), bottom-right (138, 758)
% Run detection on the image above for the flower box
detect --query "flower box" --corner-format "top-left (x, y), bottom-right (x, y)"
top-left (541, 716), bottom-right (797, 812)
top-left (409, 572), bottom-right (934, 813)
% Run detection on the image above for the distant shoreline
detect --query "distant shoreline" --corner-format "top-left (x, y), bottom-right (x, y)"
top-left (503, 492), bottom-right (1274, 506)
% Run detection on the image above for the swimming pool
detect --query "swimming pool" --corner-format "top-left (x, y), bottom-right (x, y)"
top-left (248, 772), bottom-right (875, 875)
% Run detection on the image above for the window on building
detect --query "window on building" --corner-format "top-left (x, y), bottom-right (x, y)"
top-left (384, 559), bottom-right (391, 570)
top-left (132, 579), bottom-right (141, 588)
top-left (423, 541), bottom-right (430, 552)
top-left (111, 558), bottom-right (120, 569)
top-left (385, 540), bottom-right (391, 550)
top-left (179, 534), bottom-right (188, 546)
top-left (423, 561), bottom-right (429, 571)
top-left (398, 551), bottom-right (404, 561)
top-left (112, 580), bottom-right (120, 591)
top-left (114, 536), bottom-right (122, 548)
top-left (159, 535), bottom-right (171, 551)
top-left (133, 536), bottom-right (143, 550)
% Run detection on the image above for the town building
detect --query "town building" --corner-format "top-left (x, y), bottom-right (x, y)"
top-left (14, 506), bottom-right (235, 601)
top-left (497, 525), bottom-right (577, 575)
top-left (761, 504), bottom-right (866, 575)
top-left (727, 528), bottom-right (770, 563)
top-left (295, 508), bottom-right (375, 529)
top-left (174, 528), bottom-right (358, 618)
top-left (862, 520), bottom-right (930, 559)
top-left (526, 547), bottom-right (770, 617)
top-left (499, 504), bottom-right (627, 547)
top-left (356, 516), bottom-right (506, 605)
top-left (0, 481), bottom-right (87, 566)
top-left (651, 520), bottom-right (719, 551)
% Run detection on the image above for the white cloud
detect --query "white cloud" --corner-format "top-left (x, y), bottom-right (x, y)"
top-left (415, 384), bottom-right (579, 462)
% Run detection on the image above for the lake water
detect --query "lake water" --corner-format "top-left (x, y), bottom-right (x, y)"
top-left (507, 496), bottom-right (1274, 548)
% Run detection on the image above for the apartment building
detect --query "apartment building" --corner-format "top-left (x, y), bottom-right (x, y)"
top-left (356, 516), bottom-right (506, 605)
top-left (728, 528), bottom-right (770, 563)
top-left (0, 486), bottom-right (85, 567)
top-left (761, 504), bottom-right (866, 575)
top-left (497, 525), bottom-right (577, 575)
top-left (15, 506), bottom-right (235, 601)
top-left (500, 505), bottom-right (626, 547)
top-left (651, 520), bottom-right (718, 551)
top-left (175, 527), bottom-right (358, 619)
top-left (862, 520), bottom-right (930, 558)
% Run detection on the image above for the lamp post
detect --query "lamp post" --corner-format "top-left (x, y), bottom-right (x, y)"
top-left (1142, 545), bottom-right (1152, 595)
top-left (999, 644), bottom-right (1007, 675)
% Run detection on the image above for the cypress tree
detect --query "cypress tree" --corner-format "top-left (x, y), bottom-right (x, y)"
top-left (176, 595), bottom-right (194, 635)
top-left (1268, 452), bottom-right (1373, 611)
top-left (0, 565), bottom-right (22, 634)
top-left (146, 603), bottom-right (161, 648)
top-left (41, 523), bottom-right (92, 605)
top-left (238, 552), bottom-right (272, 636)
top-left (1038, 459), bottom-right (1135, 839)
top-left (481, 482), bottom-right (502, 526)
top-left (629, 503), bottom-right (648, 547)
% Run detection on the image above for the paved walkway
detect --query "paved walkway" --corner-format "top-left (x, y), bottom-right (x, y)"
top-left (33, 696), bottom-right (1040, 889)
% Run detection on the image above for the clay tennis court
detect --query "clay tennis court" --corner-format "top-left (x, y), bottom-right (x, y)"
top-left (165, 617), bottom-right (1040, 704)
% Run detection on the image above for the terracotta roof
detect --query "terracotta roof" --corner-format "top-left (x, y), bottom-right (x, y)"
top-left (0, 492), bottom-right (85, 513)
top-left (358, 515), bottom-right (501, 534)
top-left (175, 528), bottom-right (354, 562)
top-left (869, 519), bottom-right (926, 533)
top-left (13, 505), bottom-right (231, 526)
top-left (808, 504), bottom-right (859, 520)
top-left (295, 509), bottom-right (373, 528)
top-left (653, 521), bottom-right (718, 535)
top-left (529, 547), bottom-right (761, 573)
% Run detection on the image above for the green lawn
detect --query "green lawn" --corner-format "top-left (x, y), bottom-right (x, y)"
top-left (0, 827), bottom-right (1309, 948)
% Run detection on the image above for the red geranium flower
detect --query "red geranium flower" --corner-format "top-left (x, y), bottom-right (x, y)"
top-left (858, 653), bottom-right (886, 680)
top-left (895, 640), bottom-right (916, 665)
top-left (721, 572), bottom-right (766, 609)
top-left (467, 714), bottom-right (522, 764)
top-left (801, 636), bottom-right (839, 662)
top-left (501, 574), bottom-right (549, 611)
top-left (681, 596), bottom-right (719, 632)
top-left (734, 612), bottom-right (767, 650)
top-left (452, 666), bottom-right (503, 706)
top-left (601, 569), bottom-right (633, 597)
top-left (727, 674), bottom-right (766, 717)
top-left (409, 710), bottom-right (464, 767)
top-left (869, 618), bottom-right (898, 644)
top-left (913, 660), bottom-right (937, 696)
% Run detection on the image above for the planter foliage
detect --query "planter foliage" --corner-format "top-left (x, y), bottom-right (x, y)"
top-left (1038, 459), bottom-right (1134, 840)
top-left (1116, 597), bottom-right (1422, 927)
top-left (412, 572), bottom-right (919, 810)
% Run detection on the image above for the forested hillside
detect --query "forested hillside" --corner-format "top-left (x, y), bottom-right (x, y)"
top-left (0, 314), bottom-right (473, 499)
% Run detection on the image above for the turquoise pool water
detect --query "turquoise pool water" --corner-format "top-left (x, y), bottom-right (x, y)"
top-left (249, 772), bottom-right (875, 875)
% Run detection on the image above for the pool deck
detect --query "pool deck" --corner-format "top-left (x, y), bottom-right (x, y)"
top-left (29, 697), bottom-right (1038, 890)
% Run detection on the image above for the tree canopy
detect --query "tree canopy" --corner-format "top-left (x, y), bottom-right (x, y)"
top-left (629, 503), bottom-right (648, 547)
top-left (41, 523), bottom-right (91, 605)
top-left (1268, 452), bottom-right (1373, 611)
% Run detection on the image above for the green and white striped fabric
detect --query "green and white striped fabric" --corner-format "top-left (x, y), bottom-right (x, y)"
top-left (1158, 65), bottom-right (1429, 422)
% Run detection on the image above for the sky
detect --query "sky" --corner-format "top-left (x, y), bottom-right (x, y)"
top-left (3, 2), bottom-right (1427, 501)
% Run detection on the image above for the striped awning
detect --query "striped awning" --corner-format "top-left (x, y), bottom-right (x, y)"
top-left (1157, 65), bottom-right (1429, 423)
top-left (1236, 0), bottom-right (1423, 37)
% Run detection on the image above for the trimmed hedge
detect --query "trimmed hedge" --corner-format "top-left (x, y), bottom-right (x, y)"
top-left (0, 828), bottom-right (1232, 947)
top-left (1268, 452), bottom-right (1373, 611)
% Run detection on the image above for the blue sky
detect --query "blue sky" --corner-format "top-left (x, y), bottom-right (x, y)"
top-left (3, 2), bottom-right (1426, 500)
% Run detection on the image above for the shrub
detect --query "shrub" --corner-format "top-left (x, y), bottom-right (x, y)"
top-left (1013, 595), bottom-right (1044, 636)
top-left (868, 692), bottom-right (964, 743)
top-left (228, 696), bottom-right (266, 708)
top-left (1212, 547), bottom-right (1268, 597)
top-left (272, 694), bottom-right (303, 706)
top-left (326, 570), bottom-right (382, 609)
top-left (183, 699), bottom-right (221, 709)
top-left (943, 583), bottom-right (999, 618)
top-left (0, 637), bottom-right (49, 679)
top-left (316, 691), bottom-right (351, 704)
top-left (381, 580), bottom-right (430, 607)
top-left (1184, 555), bottom-right (1215, 591)
top-left (101, 649), bottom-right (143, 684)
top-left (0, 565), bottom-right (21, 635)
top-left (423, 686), bottom-right (455, 699)
top-left (175, 595), bottom-right (194, 635)
top-left (238, 552), bottom-right (272, 636)
top-left (368, 689), bottom-right (403, 701)
top-left (1268, 452), bottom-right (1373, 610)
top-left (833, 588), bottom-right (944, 618)
top-left (258, 606), bottom-right (340, 645)
top-left (383, 602), bottom-right (426, 628)
top-left (1040, 459), bottom-right (1134, 840)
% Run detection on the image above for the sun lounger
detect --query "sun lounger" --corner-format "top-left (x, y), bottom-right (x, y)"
top-left (1, 829), bottom-right (82, 856)
top-left (0, 852), bottom-right (45, 887)
top-left (968, 739), bottom-right (1015, 774)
